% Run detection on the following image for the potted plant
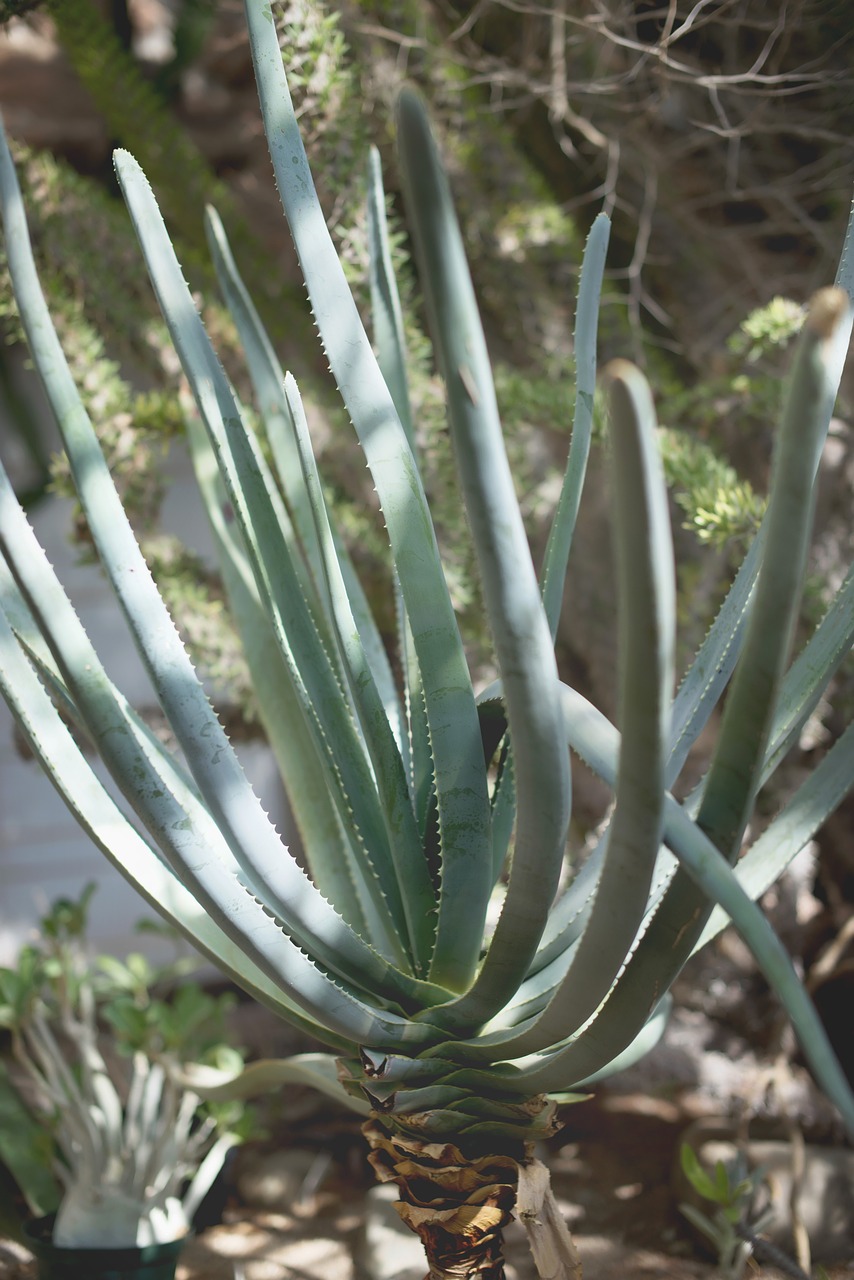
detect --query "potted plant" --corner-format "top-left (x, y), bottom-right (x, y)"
top-left (1, 3), bottom-right (854, 1274)
top-left (0, 886), bottom-right (251, 1276)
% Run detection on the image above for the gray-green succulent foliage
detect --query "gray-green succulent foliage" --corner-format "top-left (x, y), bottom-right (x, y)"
top-left (0, 887), bottom-right (249, 1248)
top-left (1, 0), bottom-right (854, 1189)
top-left (678, 1142), bottom-right (776, 1280)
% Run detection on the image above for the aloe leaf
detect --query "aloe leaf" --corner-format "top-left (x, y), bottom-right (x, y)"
top-left (641, 276), bottom-right (854, 947)
top-left (834, 192), bottom-right (854, 309)
top-left (488, 739), bottom-right (517, 884)
top-left (246, 0), bottom-right (491, 993)
top-left (1, 108), bottom-right (447, 1007)
top-left (184, 395), bottom-right (375, 936)
top-left (0, 462), bottom-right (443, 1016)
top-left (480, 807), bottom-right (854, 1134)
top-left (694, 718), bottom-right (854, 953)
top-left (335, 527), bottom-right (411, 760)
top-left (450, 366), bottom-right (675, 1051)
top-left (467, 693), bottom-right (516, 882)
top-left (182, 383), bottom-right (404, 941)
top-left (114, 150), bottom-right (415, 969)
top-left (581, 288), bottom-right (854, 1045)
top-left (567, 995), bottom-right (673, 1088)
top-left (366, 145), bottom-right (415, 450)
top-left (533, 847), bottom-right (607, 963)
top-left (399, 609), bottom-right (434, 841)
top-left (284, 373), bottom-right (436, 970)
top-left (182, 406), bottom-right (370, 937)
top-left (175, 1052), bottom-right (370, 1115)
top-left (474, 672), bottom-right (611, 980)
top-left (364, 144), bottom-right (426, 811)
top-left (207, 202), bottom-right (402, 746)
top-left (0, 120), bottom-right (226, 819)
top-left (0, 591), bottom-right (347, 1043)
top-left (645, 551), bottom-right (854, 955)
top-left (760, 561), bottom-right (854, 785)
top-left (0, 469), bottom-right (226, 881)
top-left (202, 204), bottom-right (325, 590)
top-left (395, 87), bottom-right (571, 1023)
top-left (480, 940), bottom-right (580, 1034)
top-left (494, 684), bottom-right (854, 1135)
top-left (641, 803), bottom-right (854, 1133)
top-left (541, 211), bottom-right (610, 637)
top-left (471, 361), bottom-right (674, 1055)
top-left (0, 592), bottom-right (444, 1056)
top-left (0, 121), bottom-right (395, 974)
top-left (542, 798), bottom-right (676, 988)
top-left (669, 202), bottom-right (854, 784)
top-left (698, 288), bottom-right (851, 859)
top-left (0, 574), bottom-right (350, 1048)
top-left (444, 996), bottom-right (672, 1098)
top-left (363, 149), bottom-right (431, 838)
top-left (667, 529), bottom-right (763, 784)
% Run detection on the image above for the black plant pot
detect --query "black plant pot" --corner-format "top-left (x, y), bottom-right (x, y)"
top-left (22, 1215), bottom-right (187, 1280)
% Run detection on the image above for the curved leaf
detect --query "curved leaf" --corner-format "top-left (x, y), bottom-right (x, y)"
top-left (587, 287), bottom-right (854, 1049)
top-left (246, 2), bottom-right (493, 994)
top-left (0, 456), bottom-right (441, 1017)
top-left (182, 405), bottom-right (371, 938)
top-left (0, 570), bottom-right (355, 1049)
top-left (283, 373), bottom-right (436, 969)
top-left (698, 288), bottom-right (851, 859)
top-left (464, 361), bottom-right (675, 1055)
top-left (365, 145), bottom-right (415, 450)
top-left (175, 1052), bottom-right (370, 1115)
top-left (115, 149), bottom-right (413, 970)
top-left (541, 212), bottom-right (610, 636)
top-left (695, 718), bottom-right (854, 953)
top-left (396, 88), bottom-right (571, 1023)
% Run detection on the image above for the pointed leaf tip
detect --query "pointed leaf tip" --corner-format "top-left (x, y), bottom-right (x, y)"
top-left (112, 148), bottom-right (138, 173)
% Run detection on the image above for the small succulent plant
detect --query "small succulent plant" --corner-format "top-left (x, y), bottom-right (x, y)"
top-left (0, 887), bottom-right (249, 1248)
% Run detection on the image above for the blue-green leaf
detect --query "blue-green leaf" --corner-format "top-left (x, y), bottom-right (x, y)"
top-left (246, 0), bottom-right (492, 993)
top-left (396, 88), bottom-right (571, 1022)
top-left (0, 564), bottom-right (359, 1049)
top-left (115, 148), bottom-right (414, 970)
top-left (365, 145), bottom-right (415, 451)
top-left (284, 374), bottom-right (436, 970)
top-left (181, 404), bottom-right (371, 939)
top-left (541, 212), bottom-right (610, 637)
top-left (698, 288), bottom-right (851, 860)
top-left (470, 360), bottom-right (674, 1055)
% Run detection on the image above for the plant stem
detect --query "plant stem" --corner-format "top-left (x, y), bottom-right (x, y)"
top-left (363, 1119), bottom-right (518, 1279)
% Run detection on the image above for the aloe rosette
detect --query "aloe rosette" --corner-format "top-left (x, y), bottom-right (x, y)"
top-left (2, 2), bottom-right (854, 1274)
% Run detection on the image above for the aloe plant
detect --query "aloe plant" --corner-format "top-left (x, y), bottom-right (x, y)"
top-left (1, 3), bottom-right (854, 1274)
top-left (0, 887), bottom-right (249, 1248)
